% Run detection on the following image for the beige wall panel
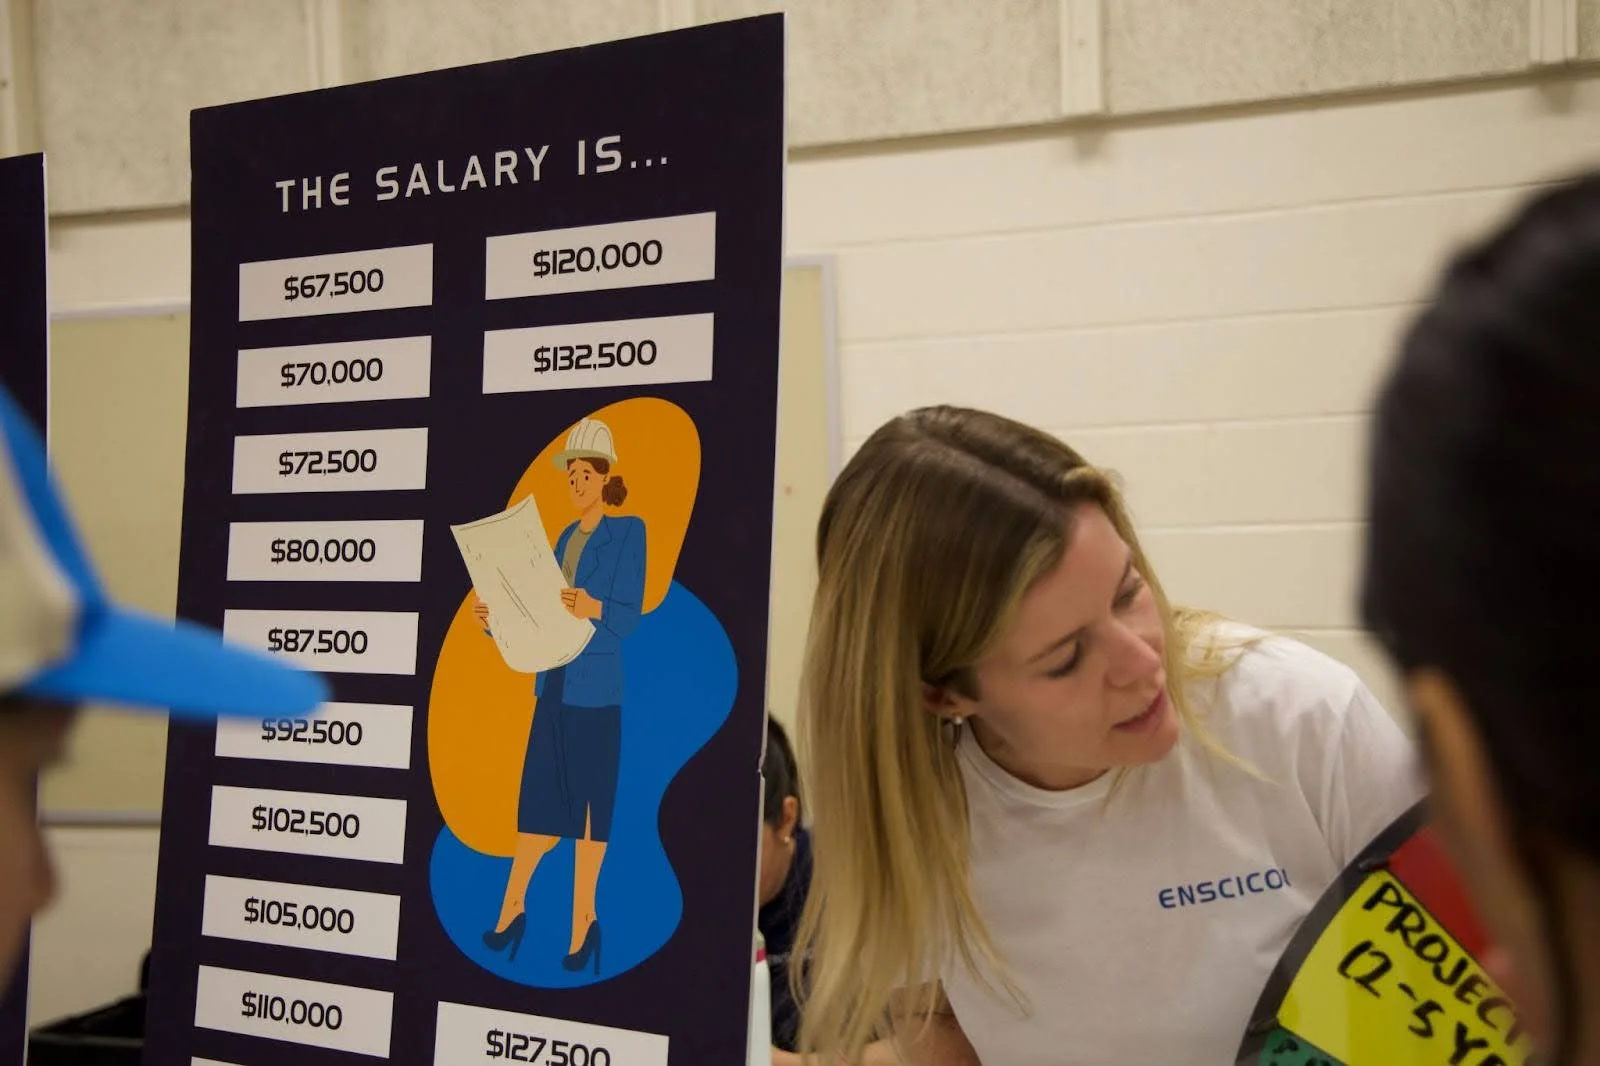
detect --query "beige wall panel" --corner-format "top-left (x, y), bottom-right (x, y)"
top-left (344, 0), bottom-right (659, 81)
top-left (1393, 0), bottom-right (1529, 82)
top-left (48, 214), bottom-right (190, 314)
top-left (767, 263), bottom-right (835, 732)
top-left (2, 0), bottom-right (42, 154)
top-left (1107, 0), bottom-right (1527, 115)
top-left (35, 0), bottom-right (312, 213)
top-left (697, 0), bottom-right (1060, 145)
top-left (1582, 0), bottom-right (1600, 57)
top-left (38, 313), bottom-right (190, 814)
top-left (1107, 0), bottom-right (1393, 113)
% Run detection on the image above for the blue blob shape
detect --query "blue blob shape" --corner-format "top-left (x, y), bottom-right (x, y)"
top-left (430, 580), bottom-right (738, 988)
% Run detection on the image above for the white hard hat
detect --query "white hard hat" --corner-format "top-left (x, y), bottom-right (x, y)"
top-left (553, 418), bottom-right (618, 469)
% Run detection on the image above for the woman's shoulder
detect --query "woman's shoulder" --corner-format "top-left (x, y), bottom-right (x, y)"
top-left (1187, 621), bottom-right (1374, 742)
top-left (1184, 622), bottom-right (1422, 863)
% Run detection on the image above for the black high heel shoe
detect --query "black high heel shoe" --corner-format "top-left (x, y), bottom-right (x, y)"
top-left (562, 920), bottom-right (602, 975)
top-left (483, 912), bottom-right (527, 962)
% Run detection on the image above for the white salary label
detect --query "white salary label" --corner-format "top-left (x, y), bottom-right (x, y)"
top-left (482, 313), bottom-right (715, 395)
top-left (485, 212), bottom-right (715, 299)
top-left (194, 964), bottom-right (393, 1059)
top-left (226, 520), bottom-right (425, 583)
top-left (239, 243), bottom-right (433, 322)
top-left (201, 874), bottom-right (401, 961)
top-left (222, 609), bottom-right (418, 675)
top-left (208, 784), bottom-right (408, 865)
top-left (232, 427), bottom-right (428, 495)
top-left (435, 1001), bottom-right (669, 1066)
top-left (215, 701), bottom-right (413, 770)
top-left (237, 336), bottom-right (431, 408)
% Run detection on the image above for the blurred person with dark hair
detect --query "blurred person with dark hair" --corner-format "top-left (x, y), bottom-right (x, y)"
top-left (1363, 172), bottom-right (1600, 1066)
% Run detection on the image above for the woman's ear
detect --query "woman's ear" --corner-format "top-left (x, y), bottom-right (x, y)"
top-left (780, 795), bottom-right (800, 839)
top-left (921, 681), bottom-right (964, 720)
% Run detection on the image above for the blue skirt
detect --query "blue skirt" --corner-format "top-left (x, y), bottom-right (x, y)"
top-left (517, 667), bottom-right (622, 842)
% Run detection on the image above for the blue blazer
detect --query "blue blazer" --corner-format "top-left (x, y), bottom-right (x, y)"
top-left (538, 514), bottom-right (646, 708)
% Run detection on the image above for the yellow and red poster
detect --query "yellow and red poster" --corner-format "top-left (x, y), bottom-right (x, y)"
top-left (1237, 802), bottom-right (1538, 1066)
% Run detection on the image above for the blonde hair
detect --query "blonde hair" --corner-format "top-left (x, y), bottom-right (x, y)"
top-left (793, 406), bottom-right (1244, 1060)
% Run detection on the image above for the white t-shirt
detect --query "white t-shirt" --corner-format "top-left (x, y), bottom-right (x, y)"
top-left (941, 626), bottom-right (1424, 1066)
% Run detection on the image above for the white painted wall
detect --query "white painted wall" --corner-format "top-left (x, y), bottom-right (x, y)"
top-left (784, 72), bottom-right (1600, 715)
top-left (32, 70), bottom-right (1600, 1026)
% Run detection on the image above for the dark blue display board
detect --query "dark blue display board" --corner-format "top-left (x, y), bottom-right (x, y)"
top-left (148, 17), bottom-right (784, 1066)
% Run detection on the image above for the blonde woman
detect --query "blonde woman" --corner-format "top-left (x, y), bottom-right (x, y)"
top-left (794, 406), bottom-right (1423, 1065)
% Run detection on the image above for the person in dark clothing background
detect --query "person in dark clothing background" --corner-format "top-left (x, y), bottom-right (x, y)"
top-left (759, 717), bottom-right (898, 1065)
top-left (757, 715), bottom-right (809, 1057)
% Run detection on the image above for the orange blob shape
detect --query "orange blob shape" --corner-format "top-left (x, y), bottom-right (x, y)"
top-left (428, 398), bottom-right (701, 857)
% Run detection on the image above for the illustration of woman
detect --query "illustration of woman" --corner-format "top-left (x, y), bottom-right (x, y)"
top-left (473, 417), bottom-right (646, 975)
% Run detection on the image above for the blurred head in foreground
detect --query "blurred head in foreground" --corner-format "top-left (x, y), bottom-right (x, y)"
top-left (1362, 173), bottom-right (1600, 1064)
top-left (0, 384), bottom-right (325, 983)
